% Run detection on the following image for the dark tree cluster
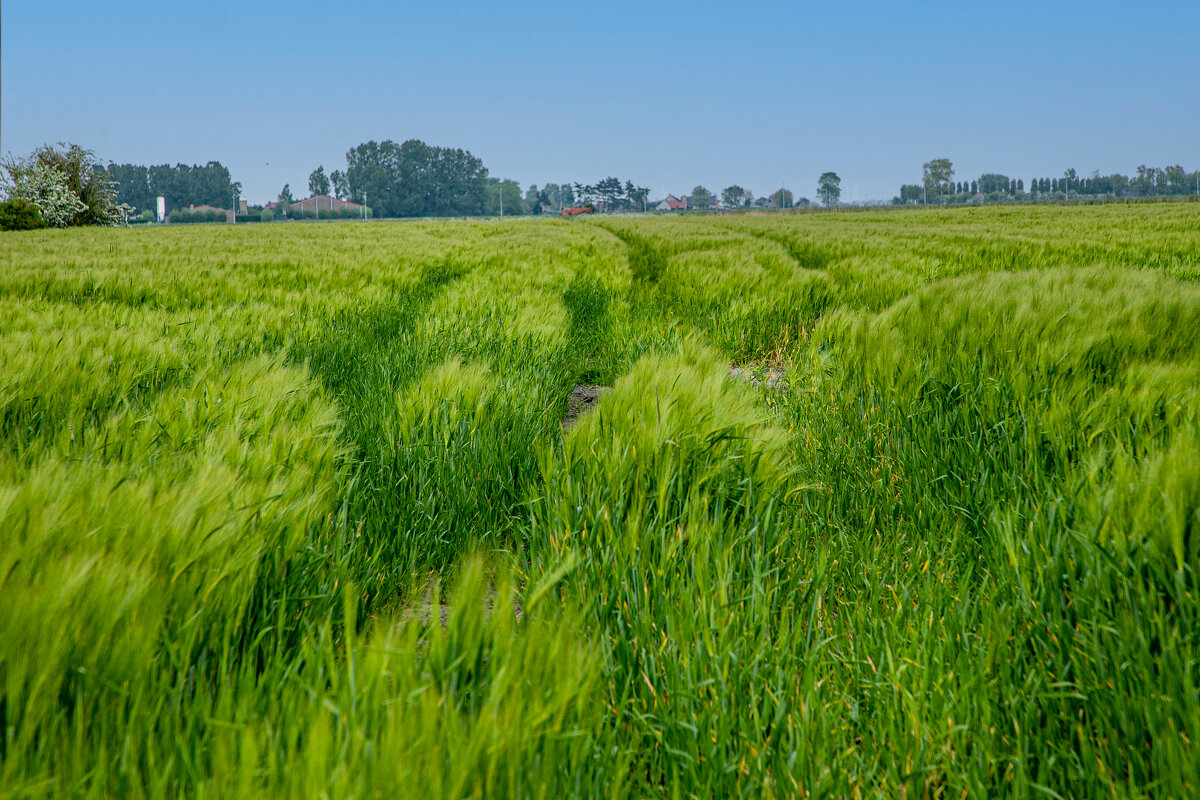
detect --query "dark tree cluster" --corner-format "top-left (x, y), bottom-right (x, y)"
top-left (342, 139), bottom-right (490, 218)
top-left (539, 183), bottom-right (575, 211)
top-left (306, 148), bottom-right (593, 218)
top-left (571, 178), bottom-right (650, 211)
top-left (100, 162), bottom-right (239, 214)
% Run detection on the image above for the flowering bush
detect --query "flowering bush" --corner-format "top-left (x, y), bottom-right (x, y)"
top-left (2, 143), bottom-right (126, 227)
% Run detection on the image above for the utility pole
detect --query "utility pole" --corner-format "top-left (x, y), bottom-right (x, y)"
top-left (499, 184), bottom-right (504, 217)
top-left (363, 193), bottom-right (367, 221)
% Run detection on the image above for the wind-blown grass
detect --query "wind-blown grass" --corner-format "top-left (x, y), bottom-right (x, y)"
top-left (1, 205), bottom-right (1197, 797)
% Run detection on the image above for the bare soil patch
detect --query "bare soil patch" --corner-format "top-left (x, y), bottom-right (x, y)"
top-left (562, 384), bottom-right (613, 433)
top-left (729, 365), bottom-right (785, 390)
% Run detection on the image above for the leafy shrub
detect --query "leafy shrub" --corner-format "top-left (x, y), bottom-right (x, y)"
top-left (0, 197), bottom-right (47, 231)
top-left (168, 208), bottom-right (228, 224)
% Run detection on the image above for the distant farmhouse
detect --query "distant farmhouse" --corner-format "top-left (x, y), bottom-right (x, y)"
top-left (655, 194), bottom-right (691, 211)
top-left (654, 194), bottom-right (727, 211)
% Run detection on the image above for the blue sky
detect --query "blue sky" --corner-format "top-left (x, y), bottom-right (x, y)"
top-left (4, 1), bottom-right (1198, 203)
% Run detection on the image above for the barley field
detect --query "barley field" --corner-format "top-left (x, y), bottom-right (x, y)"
top-left (1, 203), bottom-right (1198, 798)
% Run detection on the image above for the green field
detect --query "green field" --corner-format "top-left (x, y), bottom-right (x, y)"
top-left (2, 204), bottom-right (1199, 797)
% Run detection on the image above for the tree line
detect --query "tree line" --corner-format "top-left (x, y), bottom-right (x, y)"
top-left (6, 140), bottom-right (1198, 231)
top-left (296, 139), bottom-right (595, 218)
top-left (671, 173), bottom-right (842, 210)
top-left (299, 142), bottom-right (663, 218)
top-left (897, 158), bottom-right (1200, 204)
top-left (100, 162), bottom-right (240, 216)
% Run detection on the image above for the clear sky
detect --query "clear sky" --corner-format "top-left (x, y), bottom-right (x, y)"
top-left (4, 1), bottom-right (1198, 204)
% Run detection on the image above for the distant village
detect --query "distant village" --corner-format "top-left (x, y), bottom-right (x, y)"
top-left (158, 190), bottom-right (792, 224)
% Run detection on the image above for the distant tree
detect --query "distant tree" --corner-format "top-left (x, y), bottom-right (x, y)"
top-left (542, 182), bottom-right (573, 210)
top-left (194, 162), bottom-right (235, 208)
top-left (1162, 165), bottom-right (1188, 194)
top-left (308, 166), bottom-right (331, 197)
top-left (102, 163), bottom-right (153, 212)
top-left (596, 177), bottom-right (625, 209)
top-left (970, 180), bottom-right (978, 194)
top-left (978, 174), bottom-right (1010, 194)
top-left (1017, 178), bottom-right (1024, 193)
top-left (277, 184), bottom-right (294, 217)
top-left (486, 179), bottom-right (526, 215)
top-left (622, 180), bottom-right (636, 210)
top-left (329, 170), bottom-right (347, 199)
top-left (721, 185), bottom-right (750, 208)
top-left (899, 184), bottom-right (922, 203)
top-left (690, 185), bottom-right (713, 209)
top-left (817, 172), bottom-right (841, 206)
top-left (769, 188), bottom-right (794, 208)
top-left (923, 158), bottom-right (954, 200)
top-left (1133, 165), bottom-right (1152, 195)
top-left (628, 184), bottom-right (650, 211)
top-left (141, 161), bottom-right (236, 212)
top-left (344, 139), bottom-right (489, 217)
